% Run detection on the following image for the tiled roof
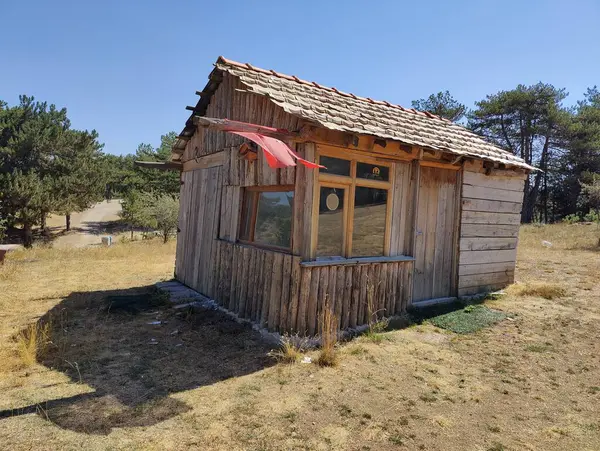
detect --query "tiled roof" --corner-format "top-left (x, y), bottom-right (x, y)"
top-left (213, 57), bottom-right (534, 171)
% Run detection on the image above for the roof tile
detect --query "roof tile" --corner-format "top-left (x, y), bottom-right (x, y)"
top-left (214, 58), bottom-right (534, 170)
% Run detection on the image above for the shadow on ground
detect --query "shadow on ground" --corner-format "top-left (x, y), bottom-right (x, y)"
top-left (1, 286), bottom-right (274, 434)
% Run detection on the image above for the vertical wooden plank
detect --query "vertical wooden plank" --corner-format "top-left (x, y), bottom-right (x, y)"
top-left (317, 266), bottom-right (329, 333)
top-left (327, 265), bottom-right (337, 317)
top-left (268, 252), bottom-right (285, 331)
top-left (423, 171), bottom-right (439, 301)
top-left (288, 257), bottom-right (302, 333)
top-left (358, 265), bottom-right (368, 326)
top-left (335, 266), bottom-right (345, 329)
top-left (219, 242), bottom-right (230, 307)
top-left (244, 248), bottom-right (255, 318)
top-left (238, 246), bottom-right (250, 318)
top-left (307, 267), bottom-right (320, 335)
top-left (212, 237), bottom-right (221, 300)
top-left (259, 251), bottom-right (273, 327)
top-left (279, 254), bottom-right (292, 331)
top-left (251, 249), bottom-right (264, 321)
top-left (394, 262), bottom-right (403, 314)
top-left (446, 169), bottom-right (460, 296)
top-left (385, 263), bottom-right (394, 316)
top-left (350, 265), bottom-right (360, 328)
top-left (390, 162), bottom-right (406, 256)
top-left (412, 165), bottom-right (426, 301)
top-left (300, 143), bottom-right (316, 260)
top-left (292, 158), bottom-right (305, 256)
top-left (229, 186), bottom-right (241, 241)
top-left (432, 170), bottom-right (448, 298)
top-left (297, 267), bottom-right (312, 335)
top-left (397, 163), bottom-right (412, 255)
top-left (375, 264), bottom-right (385, 318)
top-left (342, 266), bottom-right (353, 329)
top-left (403, 263), bottom-right (414, 310)
top-left (229, 245), bottom-right (240, 311)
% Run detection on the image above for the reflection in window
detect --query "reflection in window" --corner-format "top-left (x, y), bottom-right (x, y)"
top-left (319, 156), bottom-right (351, 176)
top-left (240, 190), bottom-right (294, 249)
top-left (316, 187), bottom-right (345, 257)
top-left (356, 162), bottom-right (389, 182)
top-left (352, 187), bottom-right (387, 257)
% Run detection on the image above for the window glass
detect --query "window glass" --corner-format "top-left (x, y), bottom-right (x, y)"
top-left (319, 156), bottom-right (351, 177)
top-left (316, 187), bottom-right (345, 257)
top-left (253, 191), bottom-right (294, 248)
top-left (352, 187), bottom-right (387, 257)
top-left (356, 162), bottom-right (389, 182)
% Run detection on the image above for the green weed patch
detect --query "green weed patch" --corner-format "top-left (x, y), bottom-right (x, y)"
top-left (428, 305), bottom-right (508, 334)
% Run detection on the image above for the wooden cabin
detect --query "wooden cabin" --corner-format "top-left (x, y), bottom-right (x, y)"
top-left (168, 56), bottom-right (534, 335)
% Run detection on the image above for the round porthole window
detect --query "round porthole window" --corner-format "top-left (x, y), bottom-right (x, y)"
top-left (326, 193), bottom-right (340, 211)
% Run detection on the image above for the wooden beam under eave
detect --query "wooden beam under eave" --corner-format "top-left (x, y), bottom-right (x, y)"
top-left (182, 150), bottom-right (226, 172)
top-left (194, 116), bottom-right (300, 141)
top-left (134, 160), bottom-right (183, 171)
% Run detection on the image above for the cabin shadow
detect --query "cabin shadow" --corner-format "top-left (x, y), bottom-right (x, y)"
top-left (3, 285), bottom-right (274, 434)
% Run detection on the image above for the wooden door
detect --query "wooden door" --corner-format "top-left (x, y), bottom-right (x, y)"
top-left (412, 166), bottom-right (458, 302)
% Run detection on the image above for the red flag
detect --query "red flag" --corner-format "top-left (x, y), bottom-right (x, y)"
top-left (230, 132), bottom-right (324, 169)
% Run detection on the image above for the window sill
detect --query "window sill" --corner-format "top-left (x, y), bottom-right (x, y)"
top-left (300, 255), bottom-right (415, 268)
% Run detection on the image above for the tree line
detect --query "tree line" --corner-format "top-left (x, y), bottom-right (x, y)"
top-left (2, 82), bottom-right (599, 247)
top-left (412, 84), bottom-right (600, 224)
top-left (0, 96), bottom-right (180, 247)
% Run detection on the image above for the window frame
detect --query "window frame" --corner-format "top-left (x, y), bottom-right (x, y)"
top-left (238, 185), bottom-right (295, 252)
top-left (313, 149), bottom-right (394, 259)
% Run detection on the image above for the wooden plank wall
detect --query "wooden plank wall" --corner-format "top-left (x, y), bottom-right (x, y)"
top-left (389, 161), bottom-right (414, 256)
top-left (214, 241), bottom-right (302, 332)
top-left (183, 73), bottom-right (303, 161)
top-left (412, 166), bottom-right (458, 302)
top-left (457, 161), bottom-right (526, 296)
top-left (175, 166), bottom-right (223, 298)
top-left (297, 261), bottom-right (413, 335)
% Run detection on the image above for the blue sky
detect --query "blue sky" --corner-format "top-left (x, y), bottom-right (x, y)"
top-left (2, 0), bottom-right (599, 155)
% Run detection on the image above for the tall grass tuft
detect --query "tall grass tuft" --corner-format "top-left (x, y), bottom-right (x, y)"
top-left (316, 296), bottom-right (339, 367)
top-left (269, 335), bottom-right (307, 364)
top-left (508, 282), bottom-right (567, 300)
top-left (16, 322), bottom-right (51, 366)
top-left (365, 276), bottom-right (389, 342)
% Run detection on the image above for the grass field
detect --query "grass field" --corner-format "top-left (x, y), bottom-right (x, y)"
top-left (0, 224), bottom-right (599, 450)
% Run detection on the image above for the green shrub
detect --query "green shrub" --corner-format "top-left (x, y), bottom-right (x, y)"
top-left (563, 213), bottom-right (581, 224)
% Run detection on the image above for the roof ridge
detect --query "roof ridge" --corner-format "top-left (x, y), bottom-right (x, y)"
top-left (216, 56), bottom-right (449, 123)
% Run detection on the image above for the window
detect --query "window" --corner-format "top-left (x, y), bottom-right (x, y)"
top-left (239, 187), bottom-right (294, 250)
top-left (316, 152), bottom-right (391, 258)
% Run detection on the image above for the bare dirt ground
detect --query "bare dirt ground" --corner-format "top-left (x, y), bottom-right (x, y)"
top-left (47, 200), bottom-right (122, 248)
top-left (0, 224), bottom-right (598, 450)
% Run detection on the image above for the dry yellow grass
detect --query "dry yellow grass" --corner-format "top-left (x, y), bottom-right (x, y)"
top-left (268, 336), bottom-right (304, 364)
top-left (316, 297), bottom-right (339, 367)
top-left (0, 224), bottom-right (598, 450)
top-left (16, 322), bottom-right (51, 367)
top-left (507, 281), bottom-right (568, 299)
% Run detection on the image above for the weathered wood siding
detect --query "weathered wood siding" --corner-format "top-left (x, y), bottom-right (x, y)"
top-left (183, 73), bottom-right (302, 161)
top-left (297, 261), bottom-right (413, 335)
top-left (389, 161), bottom-right (414, 256)
top-left (412, 166), bottom-right (459, 302)
top-left (214, 241), bottom-right (301, 331)
top-left (457, 161), bottom-right (526, 296)
top-left (175, 166), bottom-right (223, 298)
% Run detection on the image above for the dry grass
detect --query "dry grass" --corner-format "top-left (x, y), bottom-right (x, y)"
top-left (0, 224), bottom-right (599, 450)
top-left (507, 281), bottom-right (568, 299)
top-left (268, 336), bottom-right (305, 364)
top-left (16, 322), bottom-right (51, 367)
top-left (316, 297), bottom-right (339, 367)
